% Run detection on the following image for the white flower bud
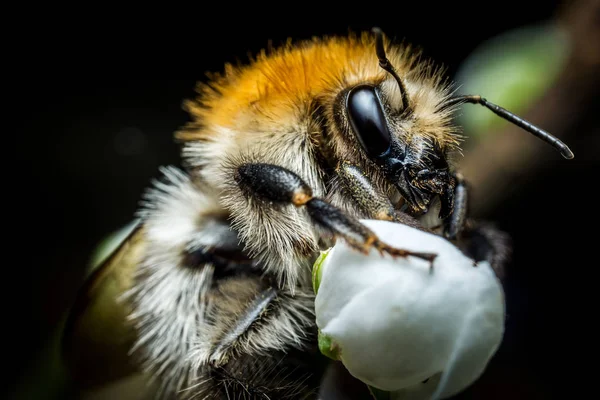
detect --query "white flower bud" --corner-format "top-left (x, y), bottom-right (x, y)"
top-left (314, 219), bottom-right (505, 400)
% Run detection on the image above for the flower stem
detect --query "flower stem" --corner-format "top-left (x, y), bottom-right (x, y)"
top-left (368, 385), bottom-right (391, 400)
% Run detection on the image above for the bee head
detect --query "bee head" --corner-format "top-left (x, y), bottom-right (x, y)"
top-left (344, 82), bottom-right (456, 217)
top-left (337, 27), bottom-right (573, 219)
top-left (327, 27), bottom-right (572, 222)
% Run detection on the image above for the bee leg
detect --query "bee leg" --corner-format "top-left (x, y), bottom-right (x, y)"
top-left (207, 286), bottom-right (279, 366)
top-left (440, 173), bottom-right (511, 278)
top-left (235, 163), bottom-right (437, 264)
top-left (191, 275), bottom-right (320, 399)
top-left (336, 162), bottom-right (426, 231)
top-left (184, 241), bottom-right (259, 279)
top-left (456, 221), bottom-right (511, 281)
top-left (442, 173), bottom-right (469, 240)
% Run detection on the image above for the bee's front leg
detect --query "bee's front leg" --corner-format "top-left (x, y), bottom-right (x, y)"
top-left (456, 222), bottom-right (511, 281)
top-left (234, 163), bottom-right (437, 264)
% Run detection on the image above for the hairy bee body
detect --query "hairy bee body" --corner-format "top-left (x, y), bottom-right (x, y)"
top-left (63, 30), bottom-right (562, 399)
top-left (177, 33), bottom-right (460, 288)
top-left (121, 169), bottom-right (321, 399)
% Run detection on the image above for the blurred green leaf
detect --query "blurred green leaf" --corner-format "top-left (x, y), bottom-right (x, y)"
top-left (12, 221), bottom-right (140, 400)
top-left (11, 318), bottom-right (70, 400)
top-left (454, 22), bottom-right (570, 136)
top-left (88, 219), bottom-right (140, 272)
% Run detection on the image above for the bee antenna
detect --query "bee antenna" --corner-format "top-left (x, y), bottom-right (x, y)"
top-left (446, 95), bottom-right (574, 159)
top-left (372, 27), bottom-right (411, 111)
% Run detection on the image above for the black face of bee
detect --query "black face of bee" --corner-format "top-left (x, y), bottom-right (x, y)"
top-left (346, 84), bottom-right (456, 218)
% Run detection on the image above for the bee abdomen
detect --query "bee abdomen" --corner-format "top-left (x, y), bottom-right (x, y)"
top-left (211, 348), bottom-right (323, 400)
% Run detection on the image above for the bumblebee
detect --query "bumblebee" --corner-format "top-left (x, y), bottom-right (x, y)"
top-left (62, 28), bottom-right (573, 399)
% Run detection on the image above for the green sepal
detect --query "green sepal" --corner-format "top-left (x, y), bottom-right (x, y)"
top-left (312, 248), bottom-right (330, 294)
top-left (454, 22), bottom-right (569, 136)
top-left (318, 330), bottom-right (341, 361)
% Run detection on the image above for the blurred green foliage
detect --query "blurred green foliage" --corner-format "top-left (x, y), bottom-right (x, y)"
top-left (11, 221), bottom-right (139, 400)
top-left (12, 321), bottom-right (70, 399)
top-left (455, 22), bottom-right (569, 136)
top-left (88, 220), bottom-right (140, 272)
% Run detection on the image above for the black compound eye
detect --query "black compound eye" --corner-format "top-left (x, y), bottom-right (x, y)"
top-left (347, 85), bottom-right (392, 158)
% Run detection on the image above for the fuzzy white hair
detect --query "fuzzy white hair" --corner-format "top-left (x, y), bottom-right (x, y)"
top-left (124, 166), bottom-right (223, 397)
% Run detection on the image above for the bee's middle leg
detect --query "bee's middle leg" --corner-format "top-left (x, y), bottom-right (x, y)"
top-left (234, 163), bottom-right (437, 263)
top-left (335, 161), bottom-right (427, 231)
top-left (442, 173), bottom-right (469, 240)
top-left (441, 174), bottom-right (511, 279)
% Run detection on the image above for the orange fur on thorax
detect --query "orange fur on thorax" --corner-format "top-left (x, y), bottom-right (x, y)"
top-left (177, 32), bottom-right (460, 151)
top-left (179, 34), bottom-right (416, 133)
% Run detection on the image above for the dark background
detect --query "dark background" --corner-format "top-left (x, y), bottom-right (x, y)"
top-left (10, 1), bottom-right (598, 399)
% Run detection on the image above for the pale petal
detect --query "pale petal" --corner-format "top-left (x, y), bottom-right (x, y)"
top-left (314, 219), bottom-right (505, 397)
